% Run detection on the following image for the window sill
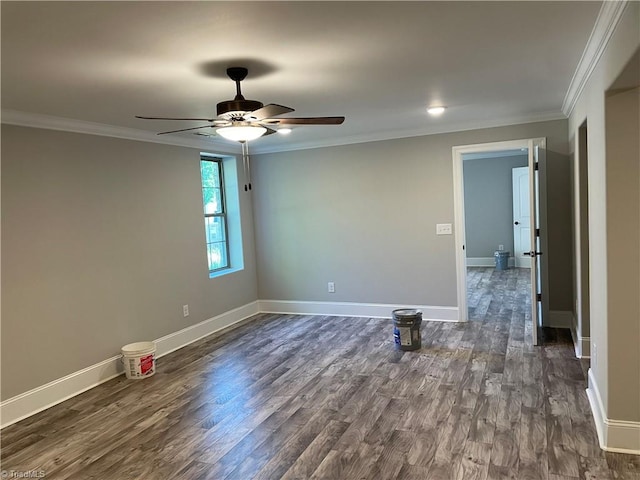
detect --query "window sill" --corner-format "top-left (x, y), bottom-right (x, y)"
top-left (209, 266), bottom-right (244, 279)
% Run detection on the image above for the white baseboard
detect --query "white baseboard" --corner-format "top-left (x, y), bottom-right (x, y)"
top-left (572, 333), bottom-right (591, 358)
top-left (258, 299), bottom-right (459, 322)
top-left (587, 368), bottom-right (640, 454)
top-left (569, 323), bottom-right (591, 358)
top-left (0, 355), bottom-right (124, 431)
top-left (0, 301), bottom-right (261, 429)
top-left (466, 257), bottom-right (517, 268)
top-left (579, 336), bottom-right (591, 358)
top-left (466, 257), bottom-right (495, 267)
top-left (154, 301), bottom-right (260, 358)
top-left (548, 310), bottom-right (573, 329)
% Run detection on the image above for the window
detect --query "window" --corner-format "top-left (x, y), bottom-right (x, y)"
top-left (199, 154), bottom-right (244, 278)
top-left (200, 158), bottom-right (229, 272)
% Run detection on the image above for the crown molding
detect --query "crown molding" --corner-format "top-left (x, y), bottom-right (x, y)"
top-left (1, 1), bottom-right (620, 157)
top-left (252, 110), bottom-right (565, 154)
top-left (2, 108), bottom-right (564, 156)
top-left (562, 0), bottom-right (629, 117)
top-left (0, 109), bottom-right (239, 154)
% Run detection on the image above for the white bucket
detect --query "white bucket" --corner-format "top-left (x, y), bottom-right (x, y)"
top-left (121, 341), bottom-right (156, 379)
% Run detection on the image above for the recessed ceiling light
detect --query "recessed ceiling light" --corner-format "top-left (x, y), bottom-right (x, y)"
top-left (427, 106), bottom-right (446, 116)
top-left (278, 128), bottom-right (292, 135)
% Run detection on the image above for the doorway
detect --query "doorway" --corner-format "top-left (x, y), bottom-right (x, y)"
top-left (461, 150), bottom-right (528, 268)
top-left (573, 121), bottom-right (591, 357)
top-left (453, 138), bottom-right (549, 345)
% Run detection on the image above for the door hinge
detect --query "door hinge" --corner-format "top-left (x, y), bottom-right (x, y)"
top-left (537, 293), bottom-right (542, 302)
top-left (534, 162), bottom-right (539, 171)
top-left (536, 228), bottom-right (540, 237)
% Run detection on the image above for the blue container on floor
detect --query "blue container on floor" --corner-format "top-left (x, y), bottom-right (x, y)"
top-left (494, 251), bottom-right (510, 270)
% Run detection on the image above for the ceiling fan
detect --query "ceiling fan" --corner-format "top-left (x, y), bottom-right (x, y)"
top-left (135, 67), bottom-right (345, 142)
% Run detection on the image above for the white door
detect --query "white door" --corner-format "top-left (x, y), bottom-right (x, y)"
top-left (512, 167), bottom-right (531, 268)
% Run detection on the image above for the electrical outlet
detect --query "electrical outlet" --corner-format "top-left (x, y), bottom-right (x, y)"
top-left (183, 304), bottom-right (189, 317)
top-left (328, 282), bottom-right (335, 293)
top-left (498, 244), bottom-right (504, 251)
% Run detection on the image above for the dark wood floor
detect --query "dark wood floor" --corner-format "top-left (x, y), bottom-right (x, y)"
top-left (2, 267), bottom-right (639, 479)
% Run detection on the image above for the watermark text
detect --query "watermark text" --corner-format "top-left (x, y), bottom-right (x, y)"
top-left (1, 471), bottom-right (46, 479)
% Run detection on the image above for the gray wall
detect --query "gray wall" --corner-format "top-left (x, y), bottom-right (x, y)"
top-left (252, 120), bottom-right (571, 312)
top-left (568, 1), bottom-right (639, 425)
top-left (1, 119), bottom-right (576, 402)
top-left (546, 150), bottom-right (574, 312)
top-left (605, 86), bottom-right (639, 422)
top-left (1, 126), bottom-right (258, 400)
top-left (463, 154), bottom-right (528, 258)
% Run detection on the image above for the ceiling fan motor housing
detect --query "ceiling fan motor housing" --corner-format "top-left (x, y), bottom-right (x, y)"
top-left (216, 99), bottom-right (264, 118)
top-left (217, 67), bottom-right (263, 118)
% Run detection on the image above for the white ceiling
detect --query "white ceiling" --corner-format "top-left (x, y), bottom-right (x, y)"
top-left (1, 1), bottom-right (602, 154)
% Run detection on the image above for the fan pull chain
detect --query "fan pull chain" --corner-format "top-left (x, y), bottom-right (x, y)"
top-left (242, 142), bottom-right (247, 191)
top-left (246, 144), bottom-right (252, 191)
top-left (241, 141), bottom-right (252, 192)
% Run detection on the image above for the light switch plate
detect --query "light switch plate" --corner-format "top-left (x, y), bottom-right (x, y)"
top-left (436, 223), bottom-right (452, 235)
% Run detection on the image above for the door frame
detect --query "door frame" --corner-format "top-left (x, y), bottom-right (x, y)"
top-left (452, 138), bottom-right (548, 331)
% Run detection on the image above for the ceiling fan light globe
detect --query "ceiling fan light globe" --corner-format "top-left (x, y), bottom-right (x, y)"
top-left (217, 126), bottom-right (267, 142)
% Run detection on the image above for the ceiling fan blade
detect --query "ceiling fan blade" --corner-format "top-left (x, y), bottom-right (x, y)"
top-left (261, 116), bottom-right (345, 125)
top-left (157, 125), bottom-right (213, 135)
top-left (136, 115), bottom-right (216, 121)
top-left (263, 127), bottom-right (278, 136)
top-left (245, 104), bottom-right (295, 121)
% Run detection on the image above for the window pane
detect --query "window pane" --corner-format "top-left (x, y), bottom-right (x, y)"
top-left (203, 187), bottom-right (222, 214)
top-left (205, 216), bottom-right (226, 244)
top-left (200, 157), bottom-right (230, 273)
top-left (207, 242), bottom-right (228, 271)
top-left (200, 161), bottom-right (220, 188)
